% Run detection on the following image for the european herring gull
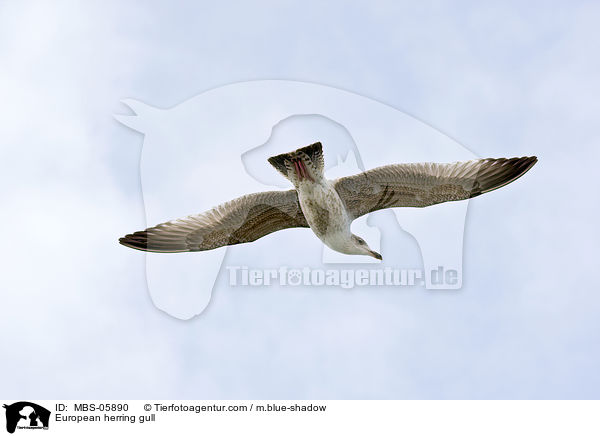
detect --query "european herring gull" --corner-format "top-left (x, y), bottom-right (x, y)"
top-left (119, 142), bottom-right (537, 260)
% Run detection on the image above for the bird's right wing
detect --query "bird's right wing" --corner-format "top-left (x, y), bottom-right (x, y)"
top-left (334, 157), bottom-right (537, 219)
top-left (119, 189), bottom-right (308, 252)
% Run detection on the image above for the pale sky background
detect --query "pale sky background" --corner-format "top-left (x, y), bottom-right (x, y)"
top-left (1, 1), bottom-right (599, 399)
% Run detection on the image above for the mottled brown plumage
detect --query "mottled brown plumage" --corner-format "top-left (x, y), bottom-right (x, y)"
top-left (119, 142), bottom-right (537, 257)
top-left (120, 190), bottom-right (307, 252)
top-left (334, 157), bottom-right (538, 219)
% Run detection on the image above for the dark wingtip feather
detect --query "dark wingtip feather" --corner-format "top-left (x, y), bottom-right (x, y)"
top-left (119, 232), bottom-right (149, 251)
top-left (475, 155), bottom-right (538, 196)
top-left (119, 229), bottom-right (191, 253)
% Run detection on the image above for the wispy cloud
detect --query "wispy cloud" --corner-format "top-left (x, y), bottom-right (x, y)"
top-left (0, 0), bottom-right (598, 399)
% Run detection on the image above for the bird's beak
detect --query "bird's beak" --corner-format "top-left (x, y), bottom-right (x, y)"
top-left (368, 250), bottom-right (382, 260)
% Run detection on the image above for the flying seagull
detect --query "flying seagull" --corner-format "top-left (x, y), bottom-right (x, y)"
top-left (120, 142), bottom-right (537, 260)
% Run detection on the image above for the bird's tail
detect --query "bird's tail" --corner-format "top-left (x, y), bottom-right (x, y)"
top-left (268, 142), bottom-right (325, 184)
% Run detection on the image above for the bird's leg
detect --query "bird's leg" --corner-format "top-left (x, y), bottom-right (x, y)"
top-left (292, 158), bottom-right (313, 181)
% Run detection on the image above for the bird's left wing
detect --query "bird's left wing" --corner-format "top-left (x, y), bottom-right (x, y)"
top-left (334, 157), bottom-right (537, 219)
top-left (119, 189), bottom-right (308, 252)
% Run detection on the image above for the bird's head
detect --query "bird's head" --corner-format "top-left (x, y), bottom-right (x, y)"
top-left (349, 234), bottom-right (382, 260)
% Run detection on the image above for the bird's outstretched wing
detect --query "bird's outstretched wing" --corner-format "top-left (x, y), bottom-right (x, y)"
top-left (119, 190), bottom-right (308, 252)
top-left (334, 157), bottom-right (537, 219)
